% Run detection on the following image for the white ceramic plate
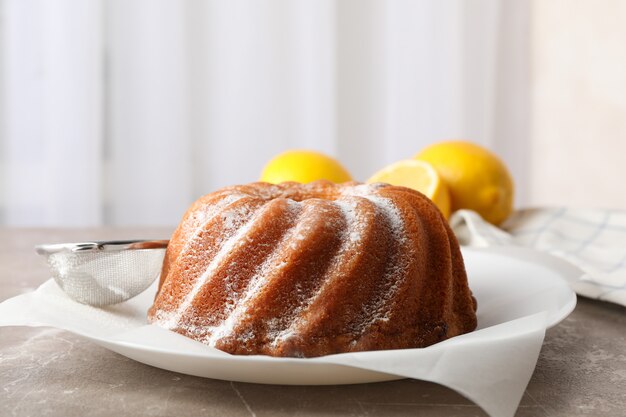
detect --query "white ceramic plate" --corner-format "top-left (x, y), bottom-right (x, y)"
top-left (0, 247), bottom-right (579, 385)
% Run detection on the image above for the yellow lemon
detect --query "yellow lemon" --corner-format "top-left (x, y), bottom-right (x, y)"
top-left (367, 159), bottom-right (451, 219)
top-left (260, 150), bottom-right (352, 184)
top-left (415, 141), bottom-right (514, 225)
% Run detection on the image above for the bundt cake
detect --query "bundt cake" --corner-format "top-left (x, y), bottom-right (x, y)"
top-left (148, 181), bottom-right (477, 357)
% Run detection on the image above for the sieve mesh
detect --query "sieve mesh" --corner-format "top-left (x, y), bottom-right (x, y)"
top-left (46, 249), bottom-right (166, 306)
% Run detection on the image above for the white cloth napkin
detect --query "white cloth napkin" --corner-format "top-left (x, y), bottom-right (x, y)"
top-left (451, 208), bottom-right (626, 307)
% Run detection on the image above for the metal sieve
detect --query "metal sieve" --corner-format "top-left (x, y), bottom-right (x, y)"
top-left (35, 240), bottom-right (169, 307)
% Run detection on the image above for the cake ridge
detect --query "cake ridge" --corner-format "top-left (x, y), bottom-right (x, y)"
top-left (350, 195), bottom-right (411, 330)
top-left (206, 199), bottom-right (321, 345)
top-left (155, 198), bottom-right (283, 329)
top-left (154, 193), bottom-right (247, 293)
top-left (150, 194), bottom-right (256, 319)
top-left (268, 197), bottom-right (368, 347)
top-left (270, 194), bottom-right (394, 354)
top-left (213, 198), bottom-right (350, 354)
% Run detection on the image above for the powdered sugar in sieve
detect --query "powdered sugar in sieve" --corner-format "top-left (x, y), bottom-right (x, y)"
top-left (35, 240), bottom-right (168, 307)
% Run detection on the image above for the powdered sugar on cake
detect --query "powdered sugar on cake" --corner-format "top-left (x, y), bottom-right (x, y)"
top-left (148, 181), bottom-right (477, 357)
top-left (155, 185), bottom-right (409, 346)
top-left (154, 199), bottom-right (274, 329)
top-left (204, 202), bottom-right (317, 344)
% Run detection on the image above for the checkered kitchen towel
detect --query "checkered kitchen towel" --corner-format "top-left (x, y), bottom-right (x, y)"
top-left (450, 208), bottom-right (626, 307)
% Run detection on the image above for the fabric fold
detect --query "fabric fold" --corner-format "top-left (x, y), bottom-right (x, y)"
top-left (450, 208), bottom-right (626, 307)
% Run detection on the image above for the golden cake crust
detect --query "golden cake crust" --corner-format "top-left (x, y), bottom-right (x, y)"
top-left (148, 181), bottom-right (477, 357)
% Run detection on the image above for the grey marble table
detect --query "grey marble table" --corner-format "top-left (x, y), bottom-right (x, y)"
top-left (1, 228), bottom-right (625, 417)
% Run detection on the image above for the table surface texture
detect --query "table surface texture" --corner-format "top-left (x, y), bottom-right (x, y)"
top-left (1, 228), bottom-right (624, 417)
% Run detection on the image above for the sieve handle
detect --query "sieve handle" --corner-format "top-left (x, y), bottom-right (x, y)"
top-left (35, 239), bottom-right (169, 255)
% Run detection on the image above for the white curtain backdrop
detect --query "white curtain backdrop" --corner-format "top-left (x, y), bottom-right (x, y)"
top-left (0, 0), bottom-right (528, 226)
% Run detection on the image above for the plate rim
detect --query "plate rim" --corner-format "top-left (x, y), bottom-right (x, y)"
top-left (461, 246), bottom-right (579, 329)
top-left (0, 246), bottom-right (580, 385)
top-left (89, 246), bottom-right (579, 364)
